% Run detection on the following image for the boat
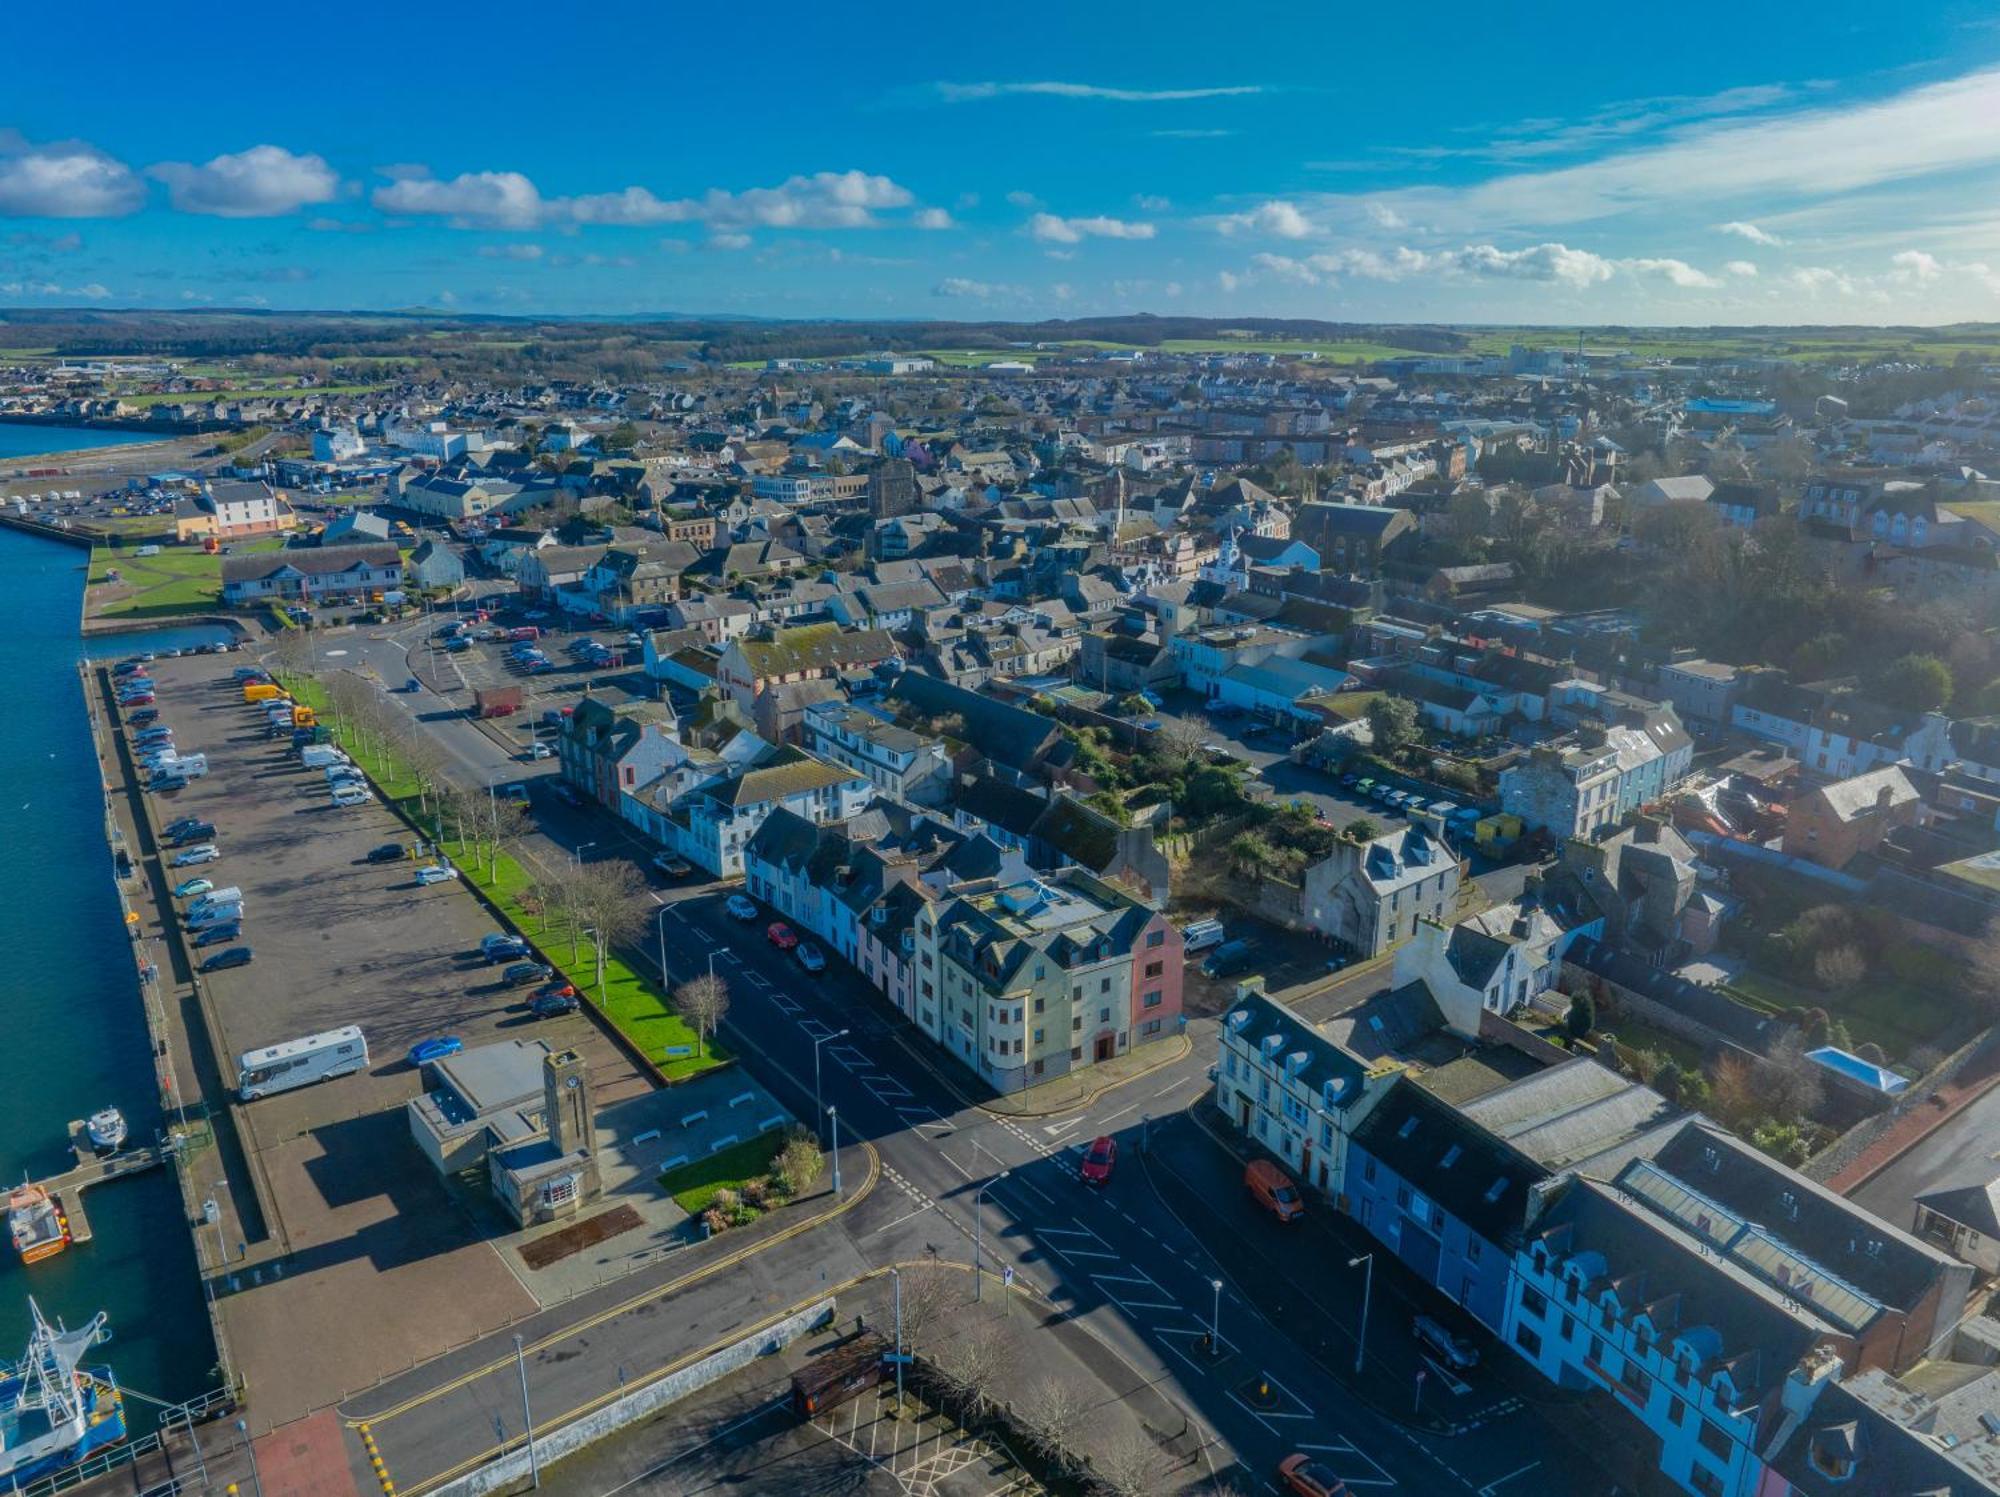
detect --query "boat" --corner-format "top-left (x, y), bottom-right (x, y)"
top-left (0, 1301), bottom-right (126, 1487)
top-left (84, 1110), bottom-right (127, 1155)
top-left (6, 1188), bottom-right (69, 1266)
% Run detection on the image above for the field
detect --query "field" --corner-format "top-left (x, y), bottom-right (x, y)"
top-left (88, 537), bottom-right (285, 619)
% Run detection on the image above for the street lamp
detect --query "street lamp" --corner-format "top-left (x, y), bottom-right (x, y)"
top-left (1350, 1254), bottom-right (1374, 1375)
top-left (513, 1334), bottom-right (539, 1490)
top-left (812, 1029), bottom-right (849, 1142)
top-left (1209, 1277), bottom-right (1224, 1352)
top-left (973, 1171), bottom-right (1009, 1301)
top-left (571, 840), bottom-right (596, 869)
top-left (828, 1105), bottom-right (842, 1198)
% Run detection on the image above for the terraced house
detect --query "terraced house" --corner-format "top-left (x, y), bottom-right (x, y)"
top-left (914, 868), bottom-right (1181, 1093)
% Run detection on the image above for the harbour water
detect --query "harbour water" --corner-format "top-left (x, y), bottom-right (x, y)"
top-left (0, 421), bottom-right (158, 462)
top-left (0, 524), bottom-right (218, 1423)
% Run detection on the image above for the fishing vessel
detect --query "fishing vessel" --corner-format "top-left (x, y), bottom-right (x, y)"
top-left (83, 1110), bottom-right (127, 1155)
top-left (0, 1301), bottom-right (126, 1487)
top-left (6, 1188), bottom-right (68, 1266)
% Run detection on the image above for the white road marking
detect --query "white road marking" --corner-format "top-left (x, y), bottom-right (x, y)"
top-left (1478, 1461), bottom-right (1540, 1496)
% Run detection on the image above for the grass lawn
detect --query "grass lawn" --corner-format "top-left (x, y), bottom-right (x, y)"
top-left (1321, 690), bottom-right (1386, 723)
top-left (658, 1131), bottom-right (786, 1213)
top-left (1603, 1012), bottom-right (1710, 1074)
top-left (283, 674), bottom-right (726, 1081)
top-left (1726, 966), bottom-right (1953, 1062)
top-left (89, 537), bottom-right (285, 619)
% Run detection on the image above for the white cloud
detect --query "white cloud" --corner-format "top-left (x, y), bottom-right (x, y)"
top-left (1217, 270), bottom-right (1240, 293)
top-left (568, 170), bottom-right (915, 230)
top-left (933, 276), bottom-right (1015, 299)
top-left (0, 133), bottom-right (144, 218)
top-left (1891, 249), bottom-right (1942, 283)
top-left (1216, 200), bottom-right (1314, 239)
top-left (1051, 282), bottom-right (1075, 301)
top-left (1790, 265), bottom-right (1857, 296)
top-left (478, 243), bottom-right (544, 260)
top-left (1724, 259), bottom-right (1759, 277)
top-left (1006, 190), bottom-right (1042, 210)
top-left (1134, 194), bottom-right (1171, 212)
top-left (0, 278), bottom-right (109, 299)
top-left (148, 146), bottom-right (339, 217)
top-left (1153, 128), bottom-right (1235, 139)
top-left (929, 81), bottom-right (1260, 104)
top-left (373, 169), bottom-right (544, 229)
top-left (913, 207), bottom-right (956, 230)
top-left (1027, 212), bottom-right (1155, 244)
top-left (706, 232), bottom-right (752, 251)
top-left (1448, 242), bottom-right (1614, 285)
top-left (1366, 202), bottom-right (1406, 230)
top-left (1241, 240), bottom-right (1617, 289)
top-left (1620, 256), bottom-right (1722, 289)
top-left (75, 282), bottom-right (110, 299)
top-left (1717, 220), bottom-right (1783, 246)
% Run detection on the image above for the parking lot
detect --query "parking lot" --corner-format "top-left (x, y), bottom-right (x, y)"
top-left (124, 652), bottom-right (649, 1431)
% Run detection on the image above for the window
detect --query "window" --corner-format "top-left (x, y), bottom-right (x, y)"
top-left (1143, 990), bottom-right (1163, 1009)
top-left (1396, 1185), bottom-right (1411, 1210)
top-left (1466, 1238), bottom-right (1481, 1263)
top-left (1013, 1039), bottom-right (1024, 1055)
top-left (1071, 1045), bottom-right (1083, 1061)
top-left (1512, 1324), bottom-right (1542, 1357)
top-left (1688, 1468), bottom-right (1724, 1497)
top-left (1142, 1018), bottom-right (1162, 1037)
top-left (1145, 961), bottom-right (1164, 979)
top-left (1033, 1028), bottom-right (1044, 1045)
top-left (1669, 1397), bottom-right (1688, 1428)
top-left (1696, 1422), bottom-right (1733, 1462)
top-left (1520, 1286), bottom-right (1548, 1318)
top-left (1034, 997), bottom-right (1045, 1015)
top-left (1072, 1015), bottom-right (1083, 1031)
top-left (1619, 1359), bottom-right (1649, 1403)
top-left (1099, 1007), bottom-right (1110, 1024)
top-left (1363, 1156), bottom-right (1377, 1184)
top-left (1146, 929), bottom-right (1165, 947)
top-left (1100, 977), bottom-right (1111, 994)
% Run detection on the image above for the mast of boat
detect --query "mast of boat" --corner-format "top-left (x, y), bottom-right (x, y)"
top-left (21, 1299), bottom-right (98, 1427)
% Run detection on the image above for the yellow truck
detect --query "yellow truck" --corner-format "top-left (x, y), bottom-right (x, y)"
top-left (243, 682), bottom-right (284, 704)
top-left (292, 705), bottom-right (317, 728)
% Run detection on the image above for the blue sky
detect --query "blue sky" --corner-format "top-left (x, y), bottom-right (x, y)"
top-left (5, 0), bottom-right (2000, 325)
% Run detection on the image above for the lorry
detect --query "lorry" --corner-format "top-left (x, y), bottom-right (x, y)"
top-left (243, 683), bottom-right (283, 704)
top-left (474, 685), bottom-right (524, 719)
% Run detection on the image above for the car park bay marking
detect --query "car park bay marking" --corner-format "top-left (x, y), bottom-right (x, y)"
top-left (1297, 1436), bottom-right (1398, 1489)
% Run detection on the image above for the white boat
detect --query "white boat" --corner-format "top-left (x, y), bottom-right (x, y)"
top-left (0, 1300), bottom-right (127, 1486)
top-left (84, 1109), bottom-right (127, 1154)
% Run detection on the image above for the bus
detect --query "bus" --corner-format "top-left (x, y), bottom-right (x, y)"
top-left (237, 1026), bottom-right (368, 1101)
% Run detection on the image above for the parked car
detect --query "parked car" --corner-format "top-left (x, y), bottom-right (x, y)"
top-left (169, 822), bottom-right (216, 845)
top-left (550, 783), bottom-right (583, 807)
top-left (481, 933), bottom-right (529, 962)
top-left (1276, 1454), bottom-right (1348, 1496)
top-left (1412, 1315), bottom-right (1479, 1371)
top-left (534, 979), bottom-right (577, 1003)
top-left (503, 961), bottom-right (552, 987)
top-left (1202, 939), bottom-right (1256, 979)
top-left (1079, 1135), bottom-right (1118, 1186)
top-left (794, 942), bottom-right (826, 974)
top-left (151, 775), bottom-right (188, 794)
top-left (171, 844), bottom-right (219, 867)
top-left (766, 921), bottom-right (799, 951)
top-left (407, 1036), bottom-right (463, 1067)
top-left (725, 894), bottom-right (759, 921)
top-left (164, 816), bottom-right (206, 837)
top-left (127, 709), bottom-right (159, 726)
top-left (331, 787), bottom-right (370, 808)
top-left (523, 743), bottom-right (553, 760)
top-left (651, 852), bottom-right (692, 878)
top-left (197, 946), bottom-right (253, 973)
top-left (1245, 1159), bottom-right (1305, 1223)
top-left (530, 989), bottom-right (580, 1018)
top-left (365, 842), bottom-right (405, 864)
top-left (194, 923), bottom-right (242, 948)
top-left (173, 877), bottom-right (214, 899)
top-left (413, 864), bottom-right (458, 885)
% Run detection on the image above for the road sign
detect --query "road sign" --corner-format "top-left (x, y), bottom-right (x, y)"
top-left (884, 1353), bottom-right (914, 1365)
top-left (1003, 1265), bottom-right (1015, 1287)
top-left (663, 1045), bottom-right (693, 1058)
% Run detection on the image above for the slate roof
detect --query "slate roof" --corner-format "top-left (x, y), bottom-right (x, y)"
top-left (1768, 1374), bottom-right (1999, 1496)
top-left (701, 747), bottom-right (862, 808)
top-left (1223, 988), bottom-right (1368, 1110)
top-left (220, 541), bottom-right (399, 582)
top-left (1459, 1060), bottom-right (1679, 1174)
top-left (1349, 1074), bottom-right (1545, 1245)
top-left (736, 624), bottom-right (896, 677)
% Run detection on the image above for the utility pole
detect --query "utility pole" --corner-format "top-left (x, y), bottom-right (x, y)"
top-left (1350, 1254), bottom-right (1374, 1376)
top-left (889, 1267), bottom-right (907, 1414)
top-left (514, 1335), bottom-right (539, 1489)
top-left (973, 1171), bottom-right (1009, 1300)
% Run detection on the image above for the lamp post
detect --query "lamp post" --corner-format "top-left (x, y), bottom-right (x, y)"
top-left (513, 1334), bottom-right (539, 1489)
top-left (1210, 1277), bottom-right (1224, 1352)
top-left (571, 840), bottom-right (596, 869)
top-left (889, 1266), bottom-right (906, 1413)
top-left (973, 1171), bottom-right (1009, 1300)
top-left (812, 1029), bottom-right (848, 1143)
top-left (828, 1105), bottom-right (842, 1198)
top-left (1350, 1254), bottom-right (1374, 1375)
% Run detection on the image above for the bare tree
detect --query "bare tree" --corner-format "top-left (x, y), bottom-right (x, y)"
top-left (675, 972), bottom-right (731, 1056)
top-left (271, 626), bottom-right (314, 679)
top-left (570, 861), bottom-right (649, 994)
top-left (895, 1255), bottom-right (957, 1357)
top-left (1812, 945), bottom-right (1866, 992)
top-left (1760, 1032), bottom-right (1827, 1125)
top-left (484, 797), bottom-right (532, 881)
top-left (1018, 1375), bottom-right (1093, 1470)
top-left (929, 1318), bottom-right (1015, 1421)
top-left (526, 865), bottom-right (585, 955)
top-left (1091, 1428), bottom-right (1167, 1497)
top-left (1958, 917), bottom-right (2000, 1018)
top-left (1152, 714), bottom-right (1208, 773)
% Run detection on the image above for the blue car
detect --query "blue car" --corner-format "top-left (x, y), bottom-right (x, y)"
top-left (407, 1036), bottom-right (463, 1067)
top-left (194, 923), bottom-right (242, 948)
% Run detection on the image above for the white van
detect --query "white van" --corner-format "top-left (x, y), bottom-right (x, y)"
top-left (188, 887), bottom-right (242, 915)
top-left (187, 902), bottom-right (243, 931)
top-left (175, 753), bottom-right (209, 779)
top-left (299, 745), bottom-right (348, 770)
top-left (1180, 918), bottom-right (1227, 954)
top-left (237, 1026), bottom-right (368, 1101)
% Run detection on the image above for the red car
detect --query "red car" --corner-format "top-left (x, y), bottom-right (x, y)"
top-left (766, 921), bottom-right (799, 951)
top-left (1277, 1454), bottom-right (1348, 1496)
top-left (1079, 1135), bottom-right (1117, 1186)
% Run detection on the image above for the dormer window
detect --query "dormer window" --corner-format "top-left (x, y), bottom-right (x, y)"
top-left (1397, 1115), bottom-right (1419, 1140)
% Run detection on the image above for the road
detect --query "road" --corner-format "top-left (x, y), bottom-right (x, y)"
top-left (281, 615), bottom-right (1649, 1495)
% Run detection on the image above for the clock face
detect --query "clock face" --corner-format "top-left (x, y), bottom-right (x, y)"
top-left (566, 1075), bottom-right (580, 1088)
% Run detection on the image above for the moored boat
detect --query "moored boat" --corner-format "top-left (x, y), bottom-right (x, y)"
top-left (6, 1187), bottom-right (69, 1265)
top-left (84, 1109), bottom-right (127, 1155)
top-left (0, 1301), bottom-right (126, 1487)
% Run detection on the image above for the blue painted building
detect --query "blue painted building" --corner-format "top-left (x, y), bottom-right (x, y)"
top-left (1343, 1075), bottom-right (1542, 1333)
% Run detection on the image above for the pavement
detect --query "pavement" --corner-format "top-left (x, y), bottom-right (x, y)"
top-left (231, 609), bottom-right (1647, 1497)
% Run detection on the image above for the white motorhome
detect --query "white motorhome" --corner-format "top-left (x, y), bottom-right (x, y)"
top-left (237, 1026), bottom-right (368, 1101)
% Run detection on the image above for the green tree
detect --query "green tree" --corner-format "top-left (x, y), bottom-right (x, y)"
top-left (1873, 652), bottom-right (1953, 714)
top-left (1366, 695), bottom-right (1421, 758)
top-left (1343, 817), bottom-right (1380, 843)
top-left (602, 420), bottom-right (640, 452)
top-left (1564, 991), bottom-right (1596, 1045)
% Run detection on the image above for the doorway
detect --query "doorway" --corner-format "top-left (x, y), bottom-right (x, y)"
top-left (1094, 1033), bottom-right (1115, 1063)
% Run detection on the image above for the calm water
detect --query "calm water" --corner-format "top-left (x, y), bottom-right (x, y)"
top-left (0, 421), bottom-right (158, 461)
top-left (0, 526), bottom-right (218, 1421)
